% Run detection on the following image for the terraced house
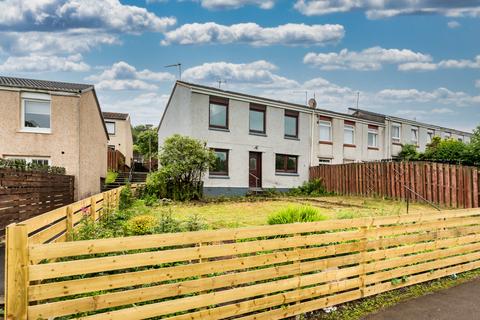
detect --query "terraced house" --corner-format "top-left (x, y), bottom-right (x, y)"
top-left (158, 81), bottom-right (472, 196)
top-left (0, 76), bottom-right (109, 200)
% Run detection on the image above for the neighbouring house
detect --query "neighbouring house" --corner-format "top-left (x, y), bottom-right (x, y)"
top-left (0, 76), bottom-right (109, 200)
top-left (158, 81), bottom-right (472, 196)
top-left (102, 112), bottom-right (134, 168)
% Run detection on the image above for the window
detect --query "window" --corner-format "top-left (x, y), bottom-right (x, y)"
top-left (275, 154), bottom-right (298, 173)
top-left (210, 149), bottom-right (229, 176)
top-left (443, 132), bottom-right (451, 139)
top-left (458, 137), bottom-right (464, 142)
top-left (391, 123), bottom-right (401, 143)
top-left (368, 125), bottom-right (379, 148)
top-left (5, 156), bottom-right (50, 165)
top-left (284, 110), bottom-right (299, 138)
top-left (106, 121), bottom-right (116, 135)
top-left (427, 130), bottom-right (434, 144)
top-left (318, 158), bottom-right (331, 164)
top-left (209, 96), bottom-right (229, 130)
top-left (319, 118), bottom-right (332, 142)
top-left (411, 127), bottom-right (418, 145)
top-left (22, 96), bottom-right (51, 133)
top-left (344, 121), bottom-right (355, 145)
top-left (249, 104), bottom-right (266, 134)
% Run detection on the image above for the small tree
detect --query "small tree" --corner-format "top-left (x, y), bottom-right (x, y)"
top-left (398, 144), bottom-right (419, 161)
top-left (421, 137), bottom-right (467, 163)
top-left (145, 134), bottom-right (215, 201)
top-left (136, 129), bottom-right (158, 159)
top-left (464, 125), bottom-right (480, 165)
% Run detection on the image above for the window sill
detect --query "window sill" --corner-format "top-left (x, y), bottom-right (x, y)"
top-left (249, 132), bottom-right (267, 137)
top-left (18, 129), bottom-right (52, 134)
top-left (209, 127), bottom-right (230, 132)
top-left (209, 175), bottom-right (230, 179)
top-left (275, 172), bottom-right (299, 177)
top-left (319, 141), bottom-right (333, 145)
top-left (284, 136), bottom-right (300, 141)
top-left (343, 144), bottom-right (356, 148)
top-left (392, 141), bottom-right (402, 146)
top-left (368, 147), bottom-right (380, 150)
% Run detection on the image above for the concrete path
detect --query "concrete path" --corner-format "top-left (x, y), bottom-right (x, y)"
top-left (364, 278), bottom-right (480, 320)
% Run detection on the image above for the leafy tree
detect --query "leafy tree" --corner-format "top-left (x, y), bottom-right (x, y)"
top-left (464, 125), bottom-right (480, 165)
top-left (398, 144), bottom-right (419, 161)
top-left (145, 134), bottom-right (215, 201)
top-left (132, 124), bottom-right (151, 145)
top-left (421, 137), bottom-right (467, 163)
top-left (136, 129), bottom-right (158, 159)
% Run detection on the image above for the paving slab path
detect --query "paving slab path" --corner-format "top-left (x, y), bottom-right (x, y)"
top-left (364, 278), bottom-right (480, 320)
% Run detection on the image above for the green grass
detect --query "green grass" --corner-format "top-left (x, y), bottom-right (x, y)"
top-left (307, 269), bottom-right (480, 320)
top-left (105, 171), bottom-right (118, 184)
top-left (267, 205), bottom-right (327, 224)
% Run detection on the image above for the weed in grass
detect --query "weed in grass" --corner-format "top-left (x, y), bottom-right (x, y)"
top-left (267, 206), bottom-right (327, 225)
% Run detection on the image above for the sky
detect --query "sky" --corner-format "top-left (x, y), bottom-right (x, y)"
top-left (0, 1), bottom-right (479, 131)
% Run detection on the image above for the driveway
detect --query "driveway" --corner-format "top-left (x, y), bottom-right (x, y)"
top-left (364, 278), bottom-right (480, 320)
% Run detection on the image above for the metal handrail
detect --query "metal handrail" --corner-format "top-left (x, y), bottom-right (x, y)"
top-left (249, 172), bottom-right (259, 188)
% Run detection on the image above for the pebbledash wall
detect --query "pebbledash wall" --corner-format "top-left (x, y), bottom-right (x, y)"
top-left (158, 81), bottom-right (472, 196)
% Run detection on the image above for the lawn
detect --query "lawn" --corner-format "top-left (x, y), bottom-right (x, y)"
top-left (134, 195), bottom-right (439, 229)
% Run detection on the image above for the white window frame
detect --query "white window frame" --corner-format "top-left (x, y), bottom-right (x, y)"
top-left (344, 124), bottom-right (355, 145)
top-left (319, 120), bottom-right (332, 142)
top-left (368, 127), bottom-right (379, 148)
top-left (411, 127), bottom-right (419, 145)
top-left (391, 123), bottom-right (401, 143)
top-left (318, 157), bottom-right (331, 164)
top-left (106, 121), bottom-right (116, 135)
top-left (5, 156), bottom-right (51, 165)
top-left (20, 92), bottom-right (51, 134)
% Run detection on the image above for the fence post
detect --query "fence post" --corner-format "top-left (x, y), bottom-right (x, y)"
top-left (66, 205), bottom-right (74, 241)
top-left (90, 196), bottom-right (97, 221)
top-left (359, 224), bottom-right (369, 298)
top-left (5, 223), bottom-right (29, 320)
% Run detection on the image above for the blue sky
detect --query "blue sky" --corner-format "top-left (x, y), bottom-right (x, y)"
top-left (0, 1), bottom-right (479, 131)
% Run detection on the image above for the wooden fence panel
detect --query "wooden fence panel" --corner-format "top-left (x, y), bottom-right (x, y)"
top-left (310, 161), bottom-right (479, 209)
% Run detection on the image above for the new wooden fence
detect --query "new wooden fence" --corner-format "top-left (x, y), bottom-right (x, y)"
top-left (6, 205), bottom-right (480, 319)
top-left (108, 148), bottom-right (127, 172)
top-left (310, 161), bottom-right (480, 208)
top-left (0, 168), bottom-right (74, 236)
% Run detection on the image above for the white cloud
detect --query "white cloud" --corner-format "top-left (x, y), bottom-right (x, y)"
top-left (87, 61), bottom-right (175, 91)
top-left (0, 54), bottom-right (90, 72)
top-left (431, 107), bottom-right (454, 114)
top-left (304, 47), bottom-right (432, 71)
top-left (448, 21), bottom-right (461, 29)
top-left (376, 88), bottom-right (480, 106)
top-left (294, 1), bottom-right (480, 19)
top-left (183, 60), bottom-right (299, 89)
top-left (399, 55), bottom-right (480, 71)
top-left (398, 62), bottom-right (438, 71)
top-left (0, 0), bottom-right (176, 33)
top-left (476, 80), bottom-right (480, 89)
top-left (161, 22), bottom-right (344, 46)
top-left (191, 0), bottom-right (275, 10)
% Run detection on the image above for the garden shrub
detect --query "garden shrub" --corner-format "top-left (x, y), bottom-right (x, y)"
top-left (124, 215), bottom-right (158, 235)
top-left (267, 206), bottom-right (326, 225)
top-left (288, 178), bottom-right (328, 196)
top-left (119, 184), bottom-right (134, 210)
top-left (185, 214), bottom-right (206, 231)
top-left (157, 211), bottom-right (182, 233)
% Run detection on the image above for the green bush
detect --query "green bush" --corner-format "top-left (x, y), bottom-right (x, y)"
top-left (267, 206), bottom-right (326, 225)
top-left (288, 178), bottom-right (328, 196)
top-left (156, 211), bottom-right (182, 233)
top-left (119, 184), bottom-right (134, 210)
top-left (184, 214), bottom-right (206, 231)
top-left (124, 215), bottom-right (158, 235)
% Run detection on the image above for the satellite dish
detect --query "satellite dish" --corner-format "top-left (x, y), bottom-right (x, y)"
top-left (308, 98), bottom-right (317, 109)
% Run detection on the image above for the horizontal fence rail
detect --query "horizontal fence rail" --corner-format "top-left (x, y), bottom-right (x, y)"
top-left (310, 161), bottom-right (479, 209)
top-left (0, 168), bottom-right (74, 236)
top-left (6, 205), bottom-right (480, 319)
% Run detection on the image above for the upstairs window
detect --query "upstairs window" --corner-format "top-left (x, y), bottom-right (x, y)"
top-left (391, 123), bottom-right (401, 143)
top-left (368, 125), bottom-right (379, 148)
top-left (319, 117), bottom-right (332, 142)
top-left (284, 110), bottom-right (299, 138)
top-left (275, 154), bottom-right (298, 173)
top-left (106, 121), bottom-right (116, 135)
top-left (249, 104), bottom-right (266, 134)
top-left (411, 127), bottom-right (418, 145)
top-left (427, 130), bottom-right (434, 144)
top-left (210, 149), bottom-right (229, 176)
top-left (209, 96), bottom-right (229, 130)
top-left (443, 132), bottom-right (451, 139)
top-left (344, 121), bottom-right (355, 145)
top-left (22, 94), bottom-right (51, 133)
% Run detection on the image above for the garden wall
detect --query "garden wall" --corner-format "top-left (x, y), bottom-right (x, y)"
top-left (0, 167), bottom-right (75, 236)
top-left (310, 161), bottom-right (479, 208)
top-left (6, 204), bottom-right (480, 319)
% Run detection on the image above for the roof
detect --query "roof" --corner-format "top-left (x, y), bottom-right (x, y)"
top-left (0, 76), bottom-right (93, 93)
top-left (102, 112), bottom-right (129, 120)
top-left (349, 108), bottom-right (472, 135)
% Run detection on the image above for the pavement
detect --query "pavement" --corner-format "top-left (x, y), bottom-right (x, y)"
top-left (364, 278), bottom-right (480, 320)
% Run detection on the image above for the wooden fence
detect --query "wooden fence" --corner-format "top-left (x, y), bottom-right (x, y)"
top-left (6, 205), bottom-right (480, 319)
top-left (310, 161), bottom-right (480, 208)
top-left (0, 168), bottom-right (74, 236)
top-left (107, 148), bottom-right (127, 172)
